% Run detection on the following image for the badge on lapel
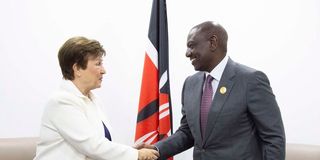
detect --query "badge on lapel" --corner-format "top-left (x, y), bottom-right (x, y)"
top-left (219, 86), bottom-right (227, 94)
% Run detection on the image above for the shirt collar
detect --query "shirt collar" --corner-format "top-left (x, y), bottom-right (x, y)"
top-left (60, 79), bottom-right (95, 100)
top-left (205, 55), bottom-right (229, 81)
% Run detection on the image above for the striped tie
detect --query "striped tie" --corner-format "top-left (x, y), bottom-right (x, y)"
top-left (200, 75), bottom-right (214, 138)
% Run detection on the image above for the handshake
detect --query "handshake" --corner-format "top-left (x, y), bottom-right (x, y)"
top-left (134, 143), bottom-right (159, 160)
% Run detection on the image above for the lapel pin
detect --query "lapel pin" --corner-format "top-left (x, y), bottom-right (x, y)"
top-left (220, 86), bottom-right (227, 94)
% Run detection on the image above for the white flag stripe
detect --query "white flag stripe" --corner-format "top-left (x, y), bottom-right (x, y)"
top-left (167, 129), bottom-right (171, 136)
top-left (135, 131), bottom-right (156, 144)
top-left (146, 133), bottom-right (158, 144)
top-left (146, 38), bottom-right (158, 69)
top-left (159, 102), bottom-right (169, 112)
top-left (159, 109), bottom-right (170, 120)
top-left (159, 70), bottom-right (168, 90)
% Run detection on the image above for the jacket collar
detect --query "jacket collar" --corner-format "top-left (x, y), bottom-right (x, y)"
top-left (60, 79), bottom-right (96, 101)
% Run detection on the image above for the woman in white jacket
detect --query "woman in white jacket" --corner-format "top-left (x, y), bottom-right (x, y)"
top-left (34, 36), bottom-right (159, 160)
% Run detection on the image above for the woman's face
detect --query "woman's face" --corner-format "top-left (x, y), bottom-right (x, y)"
top-left (77, 56), bottom-right (105, 91)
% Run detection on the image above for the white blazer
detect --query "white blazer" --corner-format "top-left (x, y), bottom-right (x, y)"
top-left (34, 80), bottom-right (138, 160)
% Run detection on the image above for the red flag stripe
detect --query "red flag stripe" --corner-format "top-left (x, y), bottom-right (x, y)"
top-left (138, 53), bottom-right (158, 111)
top-left (135, 110), bottom-right (159, 141)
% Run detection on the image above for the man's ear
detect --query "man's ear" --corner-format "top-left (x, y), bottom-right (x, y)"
top-left (73, 63), bottom-right (81, 77)
top-left (210, 35), bottom-right (218, 51)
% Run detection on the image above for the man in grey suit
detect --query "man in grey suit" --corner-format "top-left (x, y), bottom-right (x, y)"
top-left (154, 21), bottom-right (286, 159)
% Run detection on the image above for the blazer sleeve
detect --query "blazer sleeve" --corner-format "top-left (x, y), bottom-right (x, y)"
top-left (46, 96), bottom-right (138, 160)
top-left (155, 77), bottom-right (194, 159)
top-left (247, 71), bottom-right (286, 160)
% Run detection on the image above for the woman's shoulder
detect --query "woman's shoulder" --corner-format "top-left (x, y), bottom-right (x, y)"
top-left (45, 89), bottom-right (84, 110)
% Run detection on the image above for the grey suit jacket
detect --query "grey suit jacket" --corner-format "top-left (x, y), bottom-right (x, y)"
top-left (156, 58), bottom-right (285, 160)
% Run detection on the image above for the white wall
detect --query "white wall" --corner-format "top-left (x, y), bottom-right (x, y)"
top-left (0, 0), bottom-right (319, 159)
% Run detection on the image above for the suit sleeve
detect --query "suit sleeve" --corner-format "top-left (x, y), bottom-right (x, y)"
top-left (46, 97), bottom-right (138, 160)
top-left (247, 71), bottom-right (286, 160)
top-left (155, 77), bottom-right (194, 159)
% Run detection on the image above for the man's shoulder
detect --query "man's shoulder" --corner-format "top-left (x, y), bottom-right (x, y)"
top-left (230, 60), bottom-right (265, 76)
top-left (230, 59), bottom-right (256, 73)
top-left (230, 60), bottom-right (269, 82)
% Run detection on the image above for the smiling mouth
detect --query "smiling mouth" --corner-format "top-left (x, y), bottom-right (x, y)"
top-left (191, 57), bottom-right (197, 64)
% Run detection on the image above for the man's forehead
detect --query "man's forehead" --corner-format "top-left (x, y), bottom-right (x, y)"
top-left (187, 27), bottom-right (202, 41)
top-left (189, 27), bottom-right (199, 35)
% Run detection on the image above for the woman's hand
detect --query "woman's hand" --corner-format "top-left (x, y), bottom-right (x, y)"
top-left (138, 148), bottom-right (159, 160)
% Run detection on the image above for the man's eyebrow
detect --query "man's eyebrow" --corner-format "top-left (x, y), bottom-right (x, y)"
top-left (187, 41), bottom-right (195, 46)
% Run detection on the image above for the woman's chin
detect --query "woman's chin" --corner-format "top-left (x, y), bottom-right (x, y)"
top-left (96, 83), bottom-right (102, 88)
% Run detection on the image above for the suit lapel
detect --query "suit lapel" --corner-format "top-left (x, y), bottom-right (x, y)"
top-left (203, 58), bottom-right (236, 145)
top-left (188, 72), bottom-right (206, 143)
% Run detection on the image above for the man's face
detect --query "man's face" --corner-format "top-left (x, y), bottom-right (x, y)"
top-left (186, 28), bottom-right (215, 72)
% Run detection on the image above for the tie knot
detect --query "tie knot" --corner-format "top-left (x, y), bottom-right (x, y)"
top-left (206, 75), bottom-right (214, 83)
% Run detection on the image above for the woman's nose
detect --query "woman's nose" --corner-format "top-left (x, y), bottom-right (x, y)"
top-left (101, 66), bottom-right (106, 74)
